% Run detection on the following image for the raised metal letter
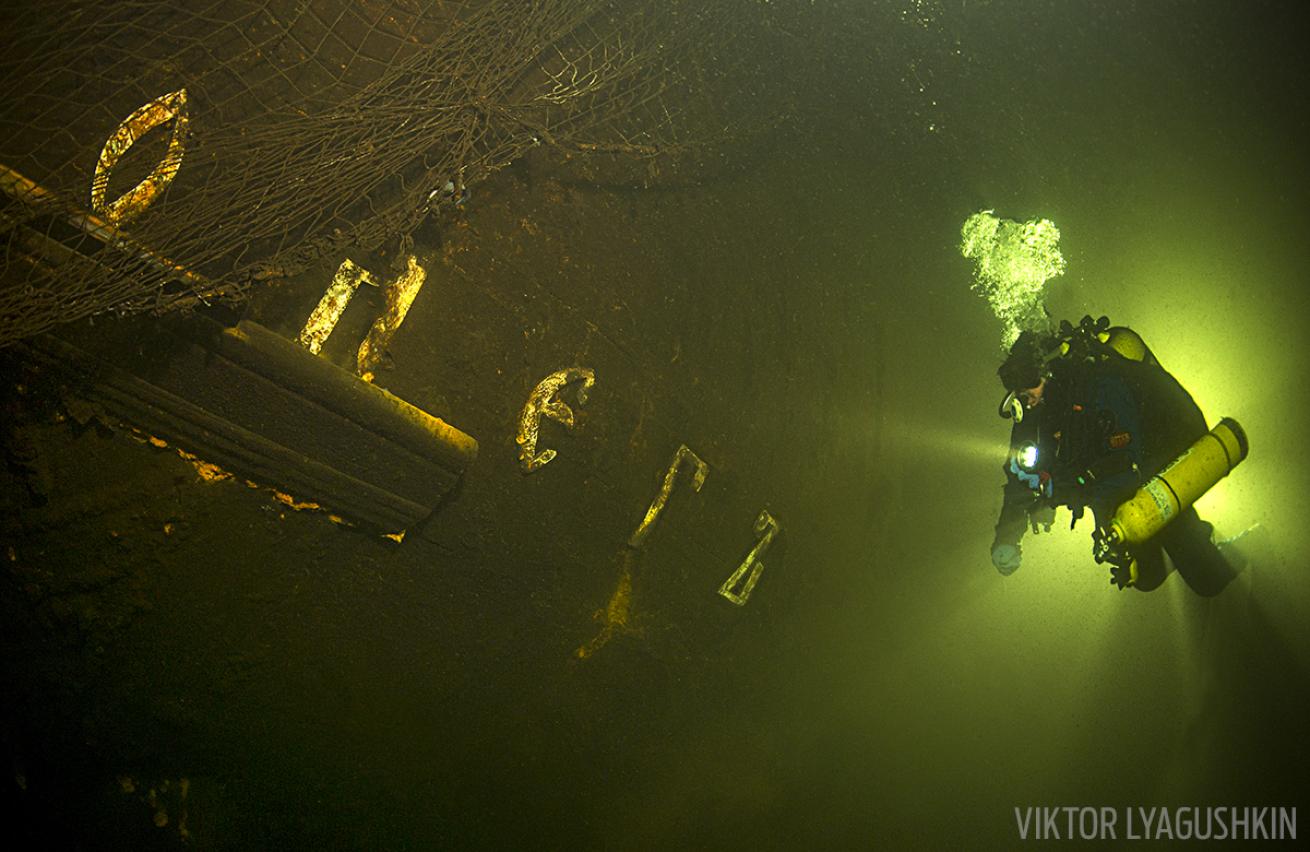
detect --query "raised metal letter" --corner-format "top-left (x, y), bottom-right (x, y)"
top-left (298, 256), bottom-right (428, 379)
top-left (299, 259), bottom-right (376, 355)
top-left (719, 509), bottom-right (779, 606)
top-left (627, 444), bottom-right (708, 548)
top-left (574, 552), bottom-right (636, 660)
top-left (90, 89), bottom-right (189, 224)
top-left (356, 255), bottom-right (426, 381)
top-left (516, 367), bottom-right (596, 473)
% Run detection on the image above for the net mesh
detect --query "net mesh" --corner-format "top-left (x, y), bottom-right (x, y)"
top-left (0, 0), bottom-right (759, 347)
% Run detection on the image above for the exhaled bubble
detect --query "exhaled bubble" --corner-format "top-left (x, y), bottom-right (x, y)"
top-left (959, 209), bottom-right (1067, 348)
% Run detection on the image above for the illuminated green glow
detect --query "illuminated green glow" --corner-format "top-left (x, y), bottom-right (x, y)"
top-left (959, 209), bottom-right (1067, 347)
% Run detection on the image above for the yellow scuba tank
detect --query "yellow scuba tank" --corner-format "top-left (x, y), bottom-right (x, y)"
top-left (1053, 318), bottom-right (1157, 366)
top-left (1099, 326), bottom-right (1157, 367)
top-left (1094, 418), bottom-right (1249, 585)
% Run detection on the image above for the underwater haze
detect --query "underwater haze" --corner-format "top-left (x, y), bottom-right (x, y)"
top-left (2, 0), bottom-right (1308, 849)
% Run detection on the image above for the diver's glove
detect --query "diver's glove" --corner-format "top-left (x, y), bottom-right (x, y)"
top-left (1108, 560), bottom-right (1136, 590)
top-left (1094, 534), bottom-right (1137, 589)
top-left (991, 543), bottom-right (1022, 575)
top-left (1008, 457), bottom-right (1041, 492)
top-left (1029, 504), bottom-right (1055, 534)
top-left (1008, 457), bottom-right (1054, 499)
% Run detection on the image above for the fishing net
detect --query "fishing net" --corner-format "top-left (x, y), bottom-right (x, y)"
top-left (0, 0), bottom-right (756, 347)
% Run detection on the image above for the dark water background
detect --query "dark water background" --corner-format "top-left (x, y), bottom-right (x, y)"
top-left (3, 1), bottom-right (1308, 848)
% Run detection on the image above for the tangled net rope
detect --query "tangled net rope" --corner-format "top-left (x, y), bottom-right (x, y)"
top-left (0, 0), bottom-right (760, 347)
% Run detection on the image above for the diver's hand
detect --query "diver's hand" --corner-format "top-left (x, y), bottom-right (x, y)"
top-left (1008, 457), bottom-right (1042, 492)
top-left (1029, 505), bottom-right (1056, 534)
top-left (991, 543), bottom-right (1022, 575)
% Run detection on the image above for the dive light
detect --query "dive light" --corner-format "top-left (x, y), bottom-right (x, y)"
top-left (1015, 441), bottom-right (1040, 472)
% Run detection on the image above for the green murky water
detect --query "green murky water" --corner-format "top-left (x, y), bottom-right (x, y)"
top-left (3, 1), bottom-right (1307, 848)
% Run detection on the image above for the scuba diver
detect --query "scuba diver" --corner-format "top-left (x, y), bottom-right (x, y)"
top-left (989, 316), bottom-right (1246, 596)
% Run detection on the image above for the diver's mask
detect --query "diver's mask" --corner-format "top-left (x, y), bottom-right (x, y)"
top-left (999, 374), bottom-right (1049, 423)
top-left (999, 390), bottom-right (1025, 423)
